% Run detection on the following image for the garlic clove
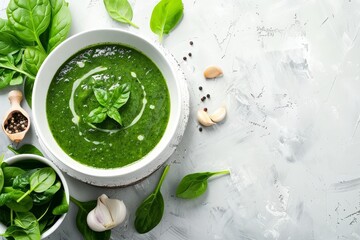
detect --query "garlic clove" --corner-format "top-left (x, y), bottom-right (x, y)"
top-left (204, 66), bottom-right (223, 79)
top-left (209, 107), bottom-right (227, 123)
top-left (87, 194), bottom-right (127, 232)
top-left (100, 194), bottom-right (127, 228)
top-left (87, 209), bottom-right (107, 232)
top-left (197, 109), bottom-right (216, 127)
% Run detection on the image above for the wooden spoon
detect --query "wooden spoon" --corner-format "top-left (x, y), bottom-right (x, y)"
top-left (2, 90), bottom-right (30, 143)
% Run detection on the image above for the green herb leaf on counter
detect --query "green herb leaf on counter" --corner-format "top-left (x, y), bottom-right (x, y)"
top-left (6, 0), bottom-right (51, 52)
top-left (134, 165), bottom-right (170, 234)
top-left (86, 83), bottom-right (131, 126)
top-left (23, 47), bottom-right (47, 77)
top-left (8, 144), bottom-right (44, 157)
top-left (46, 0), bottom-right (72, 52)
top-left (103, 0), bottom-right (138, 28)
top-left (176, 170), bottom-right (230, 199)
top-left (0, 0), bottom-right (72, 104)
top-left (150, 0), bottom-right (183, 41)
top-left (70, 197), bottom-right (111, 240)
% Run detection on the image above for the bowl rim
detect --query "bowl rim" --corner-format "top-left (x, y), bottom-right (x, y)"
top-left (32, 28), bottom-right (189, 186)
top-left (0, 154), bottom-right (69, 239)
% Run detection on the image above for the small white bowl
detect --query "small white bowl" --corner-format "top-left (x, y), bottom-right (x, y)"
top-left (0, 154), bottom-right (69, 239)
top-left (33, 29), bottom-right (189, 187)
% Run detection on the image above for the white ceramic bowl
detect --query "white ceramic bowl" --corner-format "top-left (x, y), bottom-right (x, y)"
top-left (0, 154), bottom-right (69, 239)
top-left (32, 29), bottom-right (189, 187)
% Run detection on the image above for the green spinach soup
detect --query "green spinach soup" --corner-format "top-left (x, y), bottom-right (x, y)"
top-left (47, 44), bottom-right (170, 168)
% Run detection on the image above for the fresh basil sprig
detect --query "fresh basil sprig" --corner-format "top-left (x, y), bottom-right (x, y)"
top-left (176, 170), bottom-right (230, 199)
top-left (103, 0), bottom-right (138, 28)
top-left (86, 83), bottom-right (131, 126)
top-left (70, 197), bottom-right (111, 240)
top-left (150, 0), bottom-right (183, 41)
top-left (0, 0), bottom-right (72, 106)
top-left (134, 165), bottom-right (170, 234)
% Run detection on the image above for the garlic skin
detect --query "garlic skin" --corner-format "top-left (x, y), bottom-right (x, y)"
top-left (87, 194), bottom-right (127, 232)
top-left (204, 66), bottom-right (223, 79)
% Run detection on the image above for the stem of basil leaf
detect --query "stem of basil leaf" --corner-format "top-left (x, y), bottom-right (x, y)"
top-left (212, 170), bottom-right (230, 176)
top-left (0, 64), bottom-right (35, 80)
top-left (155, 165), bottom-right (170, 194)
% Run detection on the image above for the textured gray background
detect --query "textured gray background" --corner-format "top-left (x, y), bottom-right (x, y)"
top-left (1, 0), bottom-right (360, 239)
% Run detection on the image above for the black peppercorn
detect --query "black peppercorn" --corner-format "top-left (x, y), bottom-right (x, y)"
top-left (199, 86), bottom-right (203, 90)
top-left (204, 108), bottom-right (208, 112)
top-left (188, 53), bottom-right (192, 57)
top-left (183, 56), bottom-right (187, 61)
top-left (199, 127), bottom-right (203, 132)
top-left (190, 41), bottom-right (194, 45)
top-left (206, 94), bottom-right (210, 98)
top-left (201, 96), bottom-right (206, 102)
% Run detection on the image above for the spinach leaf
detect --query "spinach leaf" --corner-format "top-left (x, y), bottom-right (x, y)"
top-left (46, 0), bottom-right (72, 52)
top-left (52, 190), bottom-right (69, 215)
top-left (3, 166), bottom-right (26, 187)
top-left (0, 155), bottom-right (4, 193)
top-left (32, 181), bottom-right (61, 205)
top-left (17, 167), bottom-right (56, 202)
top-left (23, 46), bottom-right (47, 76)
top-left (13, 212), bottom-right (40, 240)
top-left (0, 188), bottom-right (33, 212)
top-left (30, 167), bottom-right (56, 193)
top-left (0, 69), bottom-right (14, 89)
top-left (71, 197), bottom-right (111, 240)
top-left (86, 83), bottom-right (131, 126)
top-left (0, 53), bottom-right (35, 80)
top-left (176, 170), bottom-right (230, 199)
top-left (0, 31), bottom-right (22, 55)
top-left (24, 78), bottom-right (35, 107)
top-left (150, 0), bottom-right (183, 41)
top-left (6, 0), bottom-right (51, 52)
top-left (134, 165), bottom-right (169, 234)
top-left (8, 144), bottom-right (44, 157)
top-left (9, 74), bottom-right (23, 86)
top-left (103, 0), bottom-right (138, 28)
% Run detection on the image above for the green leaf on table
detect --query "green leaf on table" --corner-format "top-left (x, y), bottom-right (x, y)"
top-left (24, 78), bottom-right (35, 107)
top-left (134, 165), bottom-right (169, 234)
top-left (70, 197), bottom-right (111, 240)
top-left (86, 83), bottom-right (131, 126)
top-left (6, 0), bottom-right (51, 45)
top-left (175, 170), bottom-right (230, 199)
top-left (45, 0), bottom-right (72, 52)
top-left (23, 46), bottom-right (47, 76)
top-left (150, 0), bottom-right (183, 41)
top-left (9, 74), bottom-right (23, 86)
top-left (0, 70), bottom-right (14, 89)
top-left (103, 0), bottom-right (138, 28)
top-left (8, 144), bottom-right (44, 156)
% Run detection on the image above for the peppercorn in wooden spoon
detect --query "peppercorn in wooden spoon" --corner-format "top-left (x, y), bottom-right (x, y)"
top-left (2, 90), bottom-right (30, 142)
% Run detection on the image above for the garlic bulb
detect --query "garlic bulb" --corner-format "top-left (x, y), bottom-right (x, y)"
top-left (87, 194), bottom-right (127, 232)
